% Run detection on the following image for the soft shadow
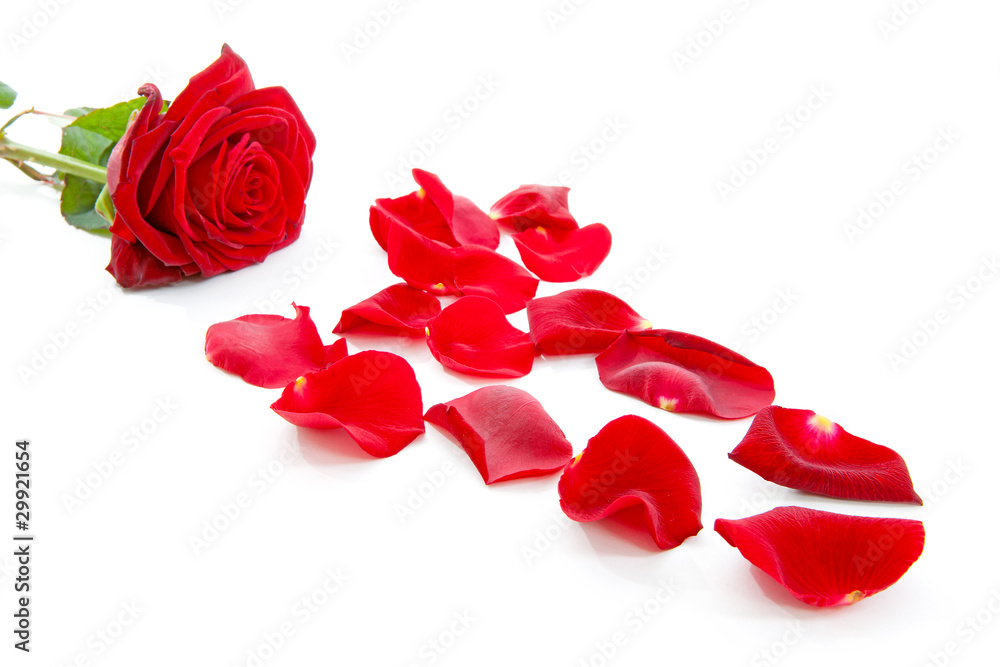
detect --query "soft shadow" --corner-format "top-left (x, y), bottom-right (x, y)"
top-left (663, 409), bottom-right (737, 425)
top-left (338, 332), bottom-right (432, 358)
top-left (579, 507), bottom-right (664, 557)
top-left (439, 365), bottom-right (519, 388)
top-left (488, 473), bottom-right (560, 495)
top-left (749, 567), bottom-right (830, 613)
top-left (296, 427), bottom-right (377, 468)
top-left (786, 488), bottom-right (924, 510)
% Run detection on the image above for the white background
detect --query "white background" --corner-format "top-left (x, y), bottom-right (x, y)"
top-left (2, 1), bottom-right (999, 665)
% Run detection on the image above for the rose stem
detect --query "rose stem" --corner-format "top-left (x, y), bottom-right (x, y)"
top-left (0, 139), bottom-right (107, 184)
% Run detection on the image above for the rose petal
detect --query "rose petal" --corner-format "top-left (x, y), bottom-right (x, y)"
top-left (728, 406), bottom-right (922, 504)
top-left (333, 284), bottom-right (442, 337)
top-left (324, 338), bottom-right (349, 366)
top-left (413, 169), bottom-right (500, 249)
top-left (426, 296), bottom-right (535, 378)
top-left (385, 220), bottom-right (538, 309)
top-left (715, 507), bottom-right (925, 607)
top-left (596, 330), bottom-right (775, 419)
top-left (369, 190), bottom-right (451, 251)
top-left (107, 234), bottom-right (187, 288)
top-left (558, 415), bottom-right (702, 550)
top-left (511, 223), bottom-right (612, 283)
top-left (451, 245), bottom-right (539, 314)
top-left (270, 350), bottom-right (425, 458)
top-left (370, 170), bottom-right (499, 251)
top-left (527, 289), bottom-right (651, 355)
top-left (490, 184), bottom-right (579, 232)
top-left (424, 386), bottom-right (573, 484)
top-left (205, 304), bottom-right (343, 388)
top-left (385, 220), bottom-right (460, 296)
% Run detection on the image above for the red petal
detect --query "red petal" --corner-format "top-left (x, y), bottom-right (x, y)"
top-left (324, 338), bottom-right (349, 365)
top-left (451, 245), bottom-right (539, 314)
top-left (205, 304), bottom-right (340, 388)
top-left (270, 350), bottom-right (425, 457)
top-left (369, 189), bottom-right (453, 250)
top-left (527, 289), bottom-right (651, 355)
top-left (106, 234), bottom-right (187, 288)
top-left (596, 330), bottom-right (775, 419)
top-left (333, 284), bottom-right (442, 337)
top-left (490, 184), bottom-right (579, 232)
top-left (729, 406), bottom-right (922, 504)
top-left (370, 170), bottom-right (499, 251)
top-left (425, 296), bottom-right (535, 378)
top-left (512, 223), bottom-right (612, 282)
top-left (385, 220), bottom-right (460, 296)
top-left (424, 386), bottom-right (573, 484)
top-left (413, 169), bottom-right (500, 249)
top-left (558, 415), bottom-right (702, 550)
top-left (715, 507), bottom-right (925, 607)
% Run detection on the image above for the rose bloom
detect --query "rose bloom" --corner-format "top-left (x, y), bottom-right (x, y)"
top-left (106, 45), bottom-right (316, 288)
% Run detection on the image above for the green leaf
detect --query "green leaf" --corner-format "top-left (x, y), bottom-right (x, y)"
top-left (60, 125), bottom-right (113, 165)
top-left (63, 107), bottom-right (94, 118)
top-left (58, 127), bottom-right (119, 231)
top-left (67, 97), bottom-right (148, 142)
top-left (61, 176), bottom-right (109, 230)
top-left (0, 80), bottom-right (16, 109)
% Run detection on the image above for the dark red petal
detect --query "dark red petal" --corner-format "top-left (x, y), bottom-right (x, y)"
top-left (205, 304), bottom-right (336, 388)
top-left (558, 415), bottom-right (702, 550)
top-left (413, 169), bottom-right (499, 249)
top-left (512, 223), bottom-right (612, 283)
top-left (270, 350), bottom-right (425, 458)
top-left (333, 284), bottom-right (442, 337)
top-left (106, 234), bottom-right (187, 288)
top-left (424, 386), bottom-right (573, 484)
top-left (425, 296), bottom-right (535, 378)
top-left (729, 407), bottom-right (922, 504)
top-left (596, 330), bottom-right (775, 419)
top-left (385, 220), bottom-right (460, 296)
top-left (451, 246), bottom-right (539, 314)
top-left (715, 507), bottom-right (925, 607)
top-left (526, 289), bottom-right (651, 355)
top-left (490, 184), bottom-right (579, 232)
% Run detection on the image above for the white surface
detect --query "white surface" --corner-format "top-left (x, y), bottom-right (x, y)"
top-left (2, 1), bottom-right (999, 665)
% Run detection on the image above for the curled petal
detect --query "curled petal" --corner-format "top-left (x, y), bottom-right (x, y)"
top-left (728, 406), bottom-right (922, 504)
top-left (558, 415), bottom-right (702, 550)
top-left (205, 304), bottom-right (343, 388)
top-left (270, 350), bottom-right (425, 457)
top-left (596, 330), bottom-right (775, 419)
top-left (386, 220), bottom-right (460, 296)
top-left (426, 296), bottom-right (535, 378)
top-left (370, 170), bottom-right (499, 250)
top-left (512, 223), bottom-right (612, 283)
top-left (413, 169), bottom-right (500, 249)
top-left (369, 191), bottom-right (448, 251)
top-left (527, 289), bottom-right (650, 355)
top-left (490, 184), bottom-right (578, 232)
top-left (333, 284), bottom-right (442, 337)
top-left (323, 338), bottom-right (349, 365)
top-left (715, 507), bottom-right (925, 607)
top-left (451, 246), bottom-right (539, 314)
top-left (424, 386), bottom-right (573, 484)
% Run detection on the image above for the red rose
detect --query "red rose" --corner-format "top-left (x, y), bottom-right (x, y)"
top-left (105, 45), bottom-right (316, 288)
